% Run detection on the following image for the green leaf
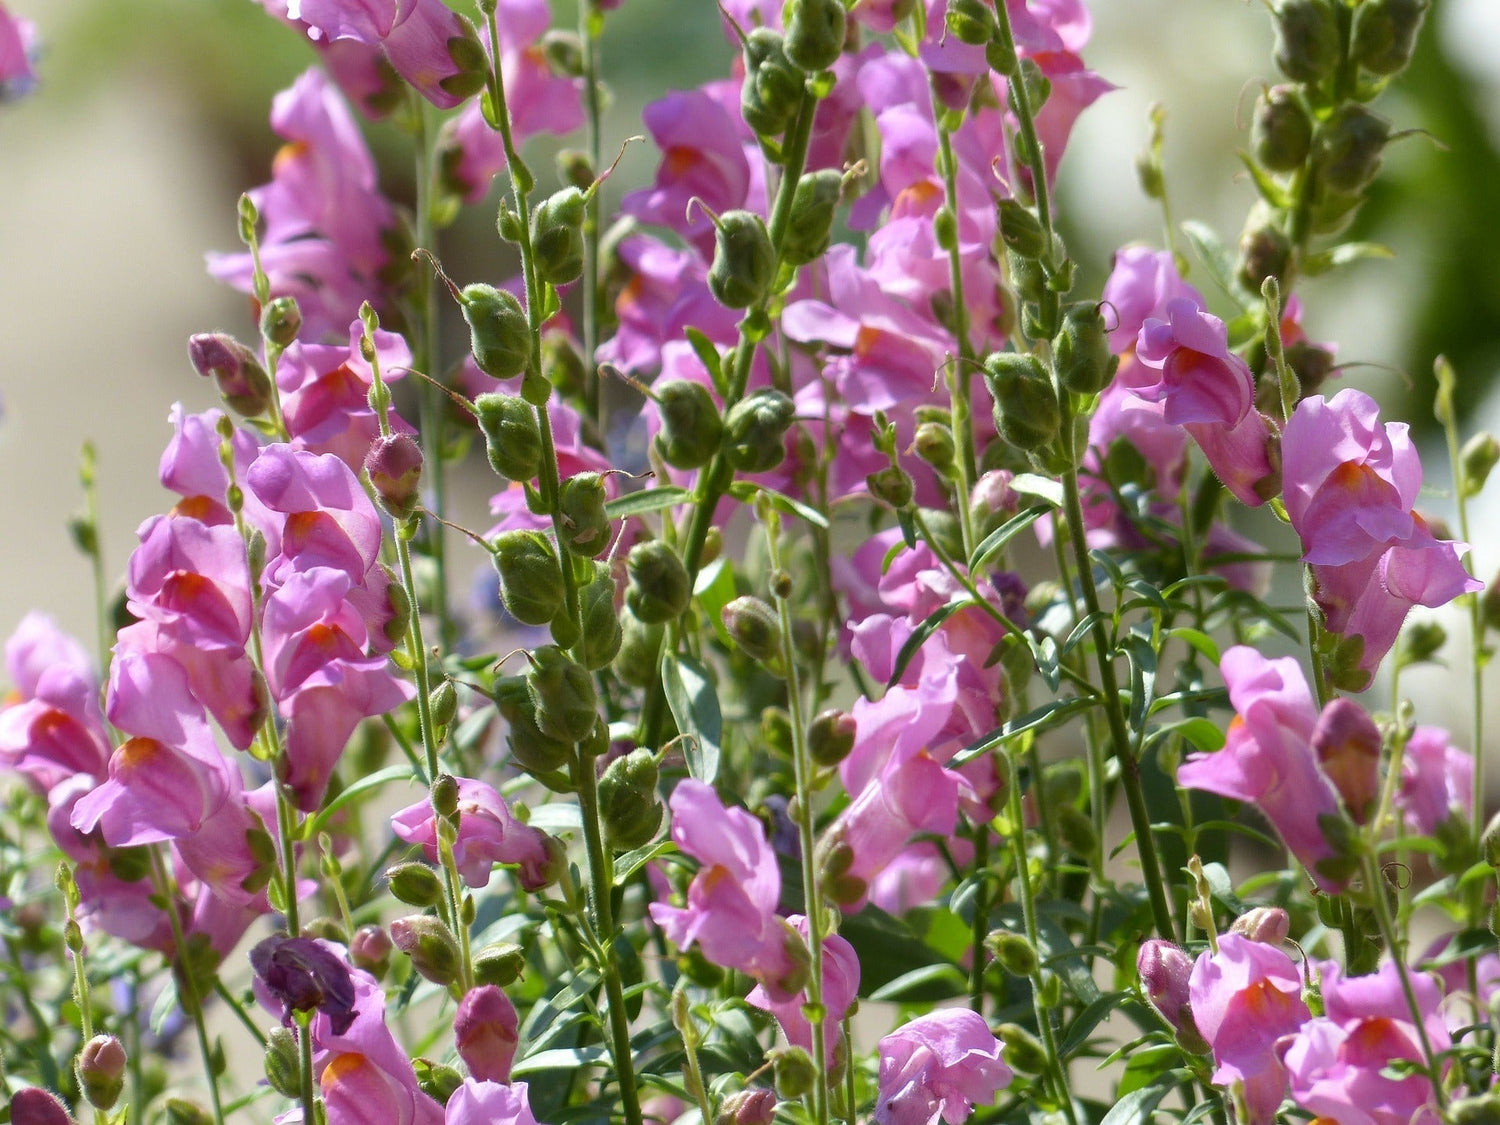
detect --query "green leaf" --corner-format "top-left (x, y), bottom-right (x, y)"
top-left (1235, 151), bottom-right (1294, 209)
top-left (868, 963), bottom-right (968, 1002)
top-left (950, 696), bottom-right (1096, 767)
top-left (1180, 220), bottom-right (1247, 309)
top-left (1151, 716), bottom-right (1225, 755)
top-left (1100, 1075), bottom-right (1177, 1125)
top-left (969, 504), bottom-right (1050, 572)
top-left (683, 326), bottom-right (725, 395)
top-left (151, 979), bottom-right (180, 1036)
top-left (614, 840), bottom-right (674, 886)
top-left (1010, 472), bottom-right (1064, 508)
top-left (1167, 627), bottom-right (1220, 664)
top-left (888, 598), bottom-right (969, 688)
top-left (1028, 632), bottom-right (1061, 691)
top-left (1302, 241), bottom-right (1395, 277)
top-left (728, 480), bottom-right (830, 530)
top-left (305, 765), bottom-right (417, 838)
top-left (661, 652), bottom-right (722, 783)
top-left (693, 556), bottom-right (737, 650)
top-left (512, 1047), bottom-right (608, 1075)
top-left (605, 487), bottom-right (691, 521)
top-left (1057, 991), bottom-right (1132, 1058)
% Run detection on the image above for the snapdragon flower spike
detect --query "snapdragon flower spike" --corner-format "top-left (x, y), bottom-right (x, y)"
top-left (390, 776), bottom-right (555, 890)
top-left (745, 916), bottom-right (860, 1068)
top-left (1282, 959), bottom-right (1449, 1125)
top-left (0, 1), bottom-right (37, 102)
top-left (648, 779), bottom-right (805, 999)
top-left (1175, 647), bottom-right (1352, 890)
top-left (873, 1008), bottom-right (1013, 1125)
top-left (0, 613), bottom-right (110, 793)
top-left (1188, 934), bottom-right (1310, 1125)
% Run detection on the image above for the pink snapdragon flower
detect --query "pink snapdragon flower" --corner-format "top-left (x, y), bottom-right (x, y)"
top-left (1175, 647), bottom-right (1352, 891)
top-left (445, 1080), bottom-right (539, 1125)
top-left (874, 1008), bottom-right (1013, 1125)
top-left (1398, 726), bottom-right (1472, 835)
top-left (648, 780), bottom-right (804, 998)
top-left (746, 917), bottom-right (860, 1068)
top-left (0, 2), bottom-right (37, 101)
top-left (277, 319), bottom-right (414, 469)
top-left (453, 985), bottom-right (519, 1082)
top-left (391, 776), bottom-right (556, 890)
top-left (1189, 934), bottom-right (1310, 1125)
top-left (0, 614), bottom-right (110, 792)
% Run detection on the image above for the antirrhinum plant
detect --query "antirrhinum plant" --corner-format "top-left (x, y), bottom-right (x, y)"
top-left (3, 2), bottom-right (1498, 1125)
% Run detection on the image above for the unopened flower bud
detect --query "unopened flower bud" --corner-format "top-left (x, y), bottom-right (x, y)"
top-left (1053, 302), bottom-right (1118, 396)
top-left (807, 709), bottom-right (856, 767)
top-left (350, 924), bottom-right (393, 980)
top-left (556, 148), bottom-right (595, 192)
top-left (264, 1027), bottom-right (301, 1098)
top-left (461, 284), bottom-right (531, 381)
top-left (1238, 220), bottom-right (1292, 293)
top-left (723, 596), bottom-right (782, 665)
top-left (1462, 432), bottom-right (1500, 498)
top-left (945, 0), bottom-right (997, 45)
top-left (985, 930), bottom-right (1038, 976)
top-left (454, 985), bottom-right (520, 1082)
top-left (1251, 86), bottom-right (1313, 172)
top-left (77, 1035), bottom-right (126, 1111)
top-left (390, 915), bottom-right (462, 987)
top-left (1310, 698), bottom-right (1381, 823)
top-left (626, 540), bottom-right (691, 625)
top-left (654, 379), bottom-right (724, 469)
top-left (709, 211), bottom-right (776, 309)
top-left (492, 530), bottom-right (566, 626)
top-left (260, 296), bottom-right (302, 347)
top-left (526, 645), bottom-right (598, 743)
top-left (997, 1023), bottom-right (1047, 1076)
top-left (578, 568), bottom-right (624, 671)
top-left (10, 1089), bottom-right (77, 1125)
top-left (997, 199), bottom-right (1047, 260)
top-left (475, 392), bottom-right (543, 482)
top-left (867, 465), bottom-right (915, 509)
top-left (717, 1089), bottom-right (777, 1125)
top-left (741, 28), bottom-right (802, 138)
top-left (558, 472), bottom-right (612, 558)
top-left (771, 1045), bottom-right (818, 1099)
top-left (782, 0), bottom-right (845, 72)
top-left (1351, 0), bottom-right (1428, 76)
top-left (597, 748), bottom-right (664, 851)
top-left (164, 1099), bottom-right (213, 1125)
top-left (783, 169), bottom-right (842, 266)
top-left (474, 942), bottom-right (527, 988)
top-left (984, 351), bottom-right (1059, 452)
top-left (1137, 939), bottom-right (1205, 1050)
top-left (1273, 0), bottom-right (1340, 84)
top-left (914, 420), bottom-right (957, 473)
top-left (614, 609), bottom-right (664, 688)
top-left (531, 187), bottom-right (587, 286)
top-left (540, 29), bottom-right (584, 77)
top-left (1315, 104), bottom-right (1392, 195)
top-left (1286, 341), bottom-right (1335, 396)
top-left (365, 433), bottom-right (424, 519)
top-left (1230, 906), bottom-right (1290, 946)
top-left (188, 332), bottom-right (273, 416)
top-left (386, 862), bottom-right (444, 907)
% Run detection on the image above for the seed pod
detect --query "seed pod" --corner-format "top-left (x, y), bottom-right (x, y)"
top-left (783, 0), bottom-right (845, 72)
top-left (429, 680), bottom-right (458, 730)
top-left (1237, 218), bottom-right (1292, 293)
top-left (461, 284), bottom-right (531, 380)
top-left (473, 942), bottom-right (527, 988)
top-left (723, 595), bottom-right (781, 665)
top-left (492, 530), bottom-right (566, 626)
top-left (866, 465), bottom-right (915, 509)
top-left (386, 862), bottom-right (444, 907)
top-left (495, 676), bottom-right (573, 774)
top-left (78, 1035), bottom-right (127, 1111)
top-left (997, 199), bottom-right (1047, 260)
top-left (526, 645), bottom-right (598, 743)
top-left (985, 930), bottom-right (1039, 976)
top-left (614, 608), bottom-right (663, 687)
top-left (997, 1023), bottom-right (1049, 1076)
top-left (1463, 432), bottom-right (1500, 498)
top-left (260, 296), bottom-right (302, 347)
top-left (984, 351), bottom-right (1059, 452)
top-left (654, 379), bottom-right (724, 469)
top-left (264, 1027), bottom-right (301, 1098)
top-left (709, 211), bottom-right (776, 310)
top-left (431, 772), bottom-right (461, 819)
top-left (782, 169), bottom-right (843, 267)
top-left (1272, 0), bottom-right (1340, 84)
top-left (1052, 302), bottom-right (1118, 396)
top-left (1351, 0), bottom-right (1428, 77)
top-left (365, 433), bottom-right (424, 519)
top-left (576, 569), bottom-right (624, 671)
top-left (771, 1045), bottom-right (818, 1099)
top-left (945, 0), bottom-right (997, 45)
top-left (597, 748), bottom-right (664, 851)
top-left (530, 187), bottom-right (587, 286)
top-left (807, 709), bottom-right (856, 767)
top-left (626, 540), bottom-right (691, 625)
top-left (558, 472), bottom-right (611, 558)
top-left (724, 388), bottom-right (796, 472)
top-left (1251, 86), bottom-right (1313, 173)
top-left (914, 420), bottom-right (957, 473)
top-left (475, 393), bottom-right (543, 482)
top-left (390, 915), bottom-right (462, 987)
top-left (1316, 104), bottom-right (1392, 195)
top-left (188, 332), bottom-right (273, 417)
top-left (741, 28), bottom-right (803, 137)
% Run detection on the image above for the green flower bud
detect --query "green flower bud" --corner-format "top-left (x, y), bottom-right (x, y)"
top-left (1007, 249), bottom-right (1047, 304)
top-left (553, 607), bottom-right (582, 650)
top-left (1351, 0), bottom-right (1428, 77)
top-left (428, 679), bottom-right (458, 730)
top-left (654, 379), bottom-right (724, 470)
top-left (997, 199), bottom-right (1047, 260)
top-left (783, 0), bottom-right (846, 72)
top-left (78, 1035), bottom-right (127, 1111)
top-left (492, 530), bottom-right (566, 626)
top-left (945, 0), bottom-right (996, 45)
top-left (350, 924), bottom-right (393, 980)
top-left (496, 204), bottom-right (524, 244)
top-left (614, 608), bottom-right (663, 687)
top-left (526, 645), bottom-right (598, 743)
top-left (1447, 1094), bottom-right (1500, 1125)
top-left (709, 211), bottom-right (776, 310)
top-left (1251, 86), bottom-right (1313, 173)
top-left (1052, 301), bottom-right (1118, 396)
top-left (984, 351), bottom-right (1059, 452)
top-left (914, 420), bottom-right (957, 473)
top-left (475, 392), bottom-right (543, 482)
top-left (386, 862), bottom-right (444, 907)
top-left (985, 930), bottom-right (1039, 976)
top-left (867, 465), bottom-right (915, 509)
top-left (556, 148), bottom-right (595, 192)
top-left (783, 169), bottom-right (843, 266)
top-left (771, 1045), bottom-right (818, 1099)
top-left (1054, 804), bottom-right (1099, 857)
top-left (474, 942), bottom-right (527, 988)
top-left (440, 23), bottom-right (490, 100)
top-left (1315, 103), bottom-right (1392, 195)
top-left (578, 568), bottom-right (624, 671)
top-left (558, 472), bottom-right (612, 558)
top-left (188, 332), bottom-right (274, 417)
top-left (431, 773), bottom-right (461, 819)
top-left (540, 29), bottom-right (584, 77)
top-left (597, 748), bottom-right (665, 851)
top-left (808, 708), bottom-right (856, 767)
top-left (413, 1059), bottom-right (465, 1106)
top-left (724, 388), bottom-right (796, 472)
top-left (997, 1023), bottom-right (1049, 1076)
top-left (1286, 341), bottom-right (1335, 396)
top-left (264, 1027), bottom-right (301, 1098)
top-left (985, 35), bottom-right (1018, 76)
top-left (260, 296), bottom-right (302, 347)
top-left (167, 1098), bottom-right (215, 1125)
top-left (626, 540), bottom-right (692, 625)
top-left (461, 284), bottom-right (531, 380)
top-left (1273, 0), bottom-right (1340, 84)
top-left (390, 915), bottom-right (462, 987)
top-left (495, 676), bottom-right (573, 774)
top-left (1238, 219), bottom-right (1292, 293)
top-left (1462, 432), bottom-right (1500, 498)
top-left (1395, 620), bottom-right (1446, 667)
top-left (742, 28), bottom-right (803, 138)
top-left (531, 187), bottom-right (587, 286)
top-left (723, 595), bottom-right (782, 665)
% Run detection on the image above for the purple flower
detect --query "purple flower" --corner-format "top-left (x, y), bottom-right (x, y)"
top-left (746, 917), bottom-right (860, 1067)
top-left (444, 1080), bottom-right (538, 1125)
top-left (1138, 939), bottom-right (1201, 1047)
top-left (391, 777), bottom-right (555, 890)
top-left (874, 1008), bottom-right (1013, 1125)
top-left (251, 934), bottom-right (359, 1035)
top-left (1398, 726), bottom-right (1472, 835)
top-left (621, 88), bottom-right (751, 247)
top-left (0, 615), bottom-right (109, 793)
top-left (0, 2), bottom-right (37, 101)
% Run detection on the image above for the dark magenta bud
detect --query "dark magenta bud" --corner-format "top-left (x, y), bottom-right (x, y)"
top-left (461, 284), bottom-right (530, 381)
top-left (350, 924), bottom-right (393, 980)
top-left (1315, 103), bottom-right (1392, 195)
top-left (250, 933), bottom-right (359, 1035)
top-left (188, 332), bottom-right (272, 417)
top-left (531, 187), bottom-right (587, 286)
top-left (1137, 939), bottom-right (1206, 1051)
top-left (454, 985), bottom-right (519, 1082)
top-left (1273, 0), bottom-right (1340, 84)
top-left (709, 211), bottom-right (776, 310)
top-left (475, 392), bottom-right (543, 482)
top-left (260, 296), bottom-right (302, 347)
top-left (365, 433), bottom-right (424, 520)
top-left (390, 915), bottom-right (463, 987)
top-left (626, 540), bottom-right (691, 625)
top-left (1311, 697), bottom-right (1381, 823)
top-left (11, 1088), bottom-right (78, 1125)
top-left (1053, 302), bottom-right (1118, 396)
top-left (654, 379), bottom-right (724, 470)
top-left (77, 1035), bottom-right (127, 1111)
top-left (1251, 86), bottom-right (1313, 173)
top-left (783, 0), bottom-right (846, 72)
top-left (1351, 0), bottom-right (1428, 76)
top-left (724, 388), bottom-right (796, 472)
top-left (558, 472), bottom-right (612, 558)
top-left (492, 530), bottom-right (566, 626)
top-left (597, 748), bottom-right (664, 851)
top-left (783, 169), bottom-right (843, 267)
top-left (526, 645), bottom-right (598, 743)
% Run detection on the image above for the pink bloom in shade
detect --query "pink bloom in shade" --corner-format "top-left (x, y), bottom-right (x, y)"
top-left (174, 781), bottom-right (280, 906)
top-left (376, 0), bottom-right (486, 110)
top-left (1282, 960), bottom-right (1448, 1125)
top-left (70, 652), bottom-right (234, 848)
top-left (444, 1080), bottom-right (539, 1125)
top-left (5, 611), bottom-right (93, 699)
top-left (391, 777), bottom-right (555, 890)
top-left (1188, 934), bottom-right (1310, 1125)
top-left (648, 780), bottom-right (803, 998)
top-left (0, 2), bottom-right (37, 101)
top-left (621, 89), bottom-right (751, 247)
top-left (596, 235), bottom-right (738, 376)
top-left (746, 917), bottom-right (860, 1068)
top-left (1102, 247), bottom-right (1205, 355)
top-left (1309, 697), bottom-right (1382, 823)
top-left (1398, 726), bottom-right (1472, 835)
top-left (873, 1008), bottom-right (1013, 1125)
top-left (453, 985), bottom-right (519, 1082)
top-left (253, 1), bottom-right (405, 117)
top-left (278, 320), bottom-right (415, 470)
top-left (1176, 647), bottom-right (1349, 891)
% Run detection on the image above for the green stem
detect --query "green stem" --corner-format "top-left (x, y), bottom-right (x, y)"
top-left (933, 109), bottom-right (980, 507)
top-left (213, 981), bottom-right (268, 1048)
top-left (579, 0), bottom-right (605, 426)
top-left (968, 822), bottom-right (991, 1013)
